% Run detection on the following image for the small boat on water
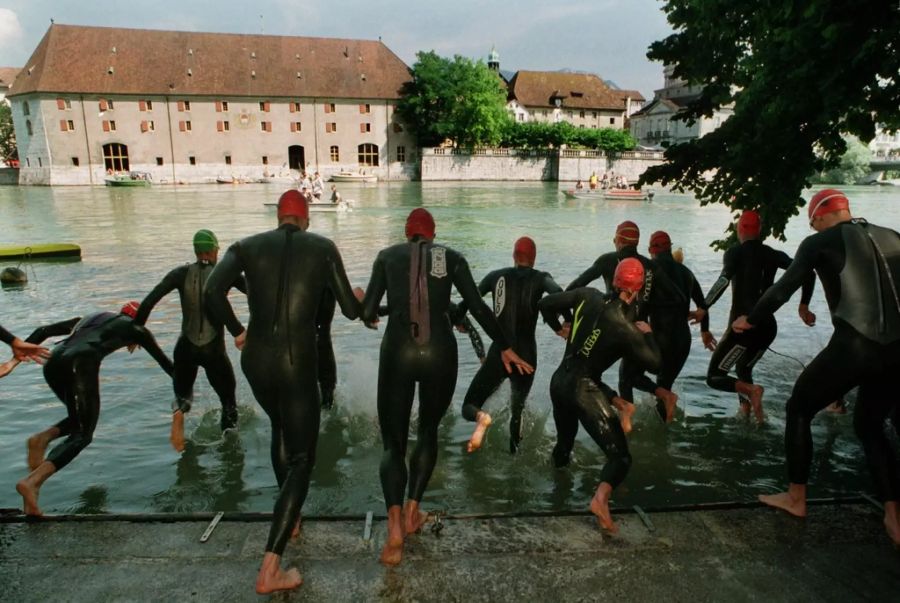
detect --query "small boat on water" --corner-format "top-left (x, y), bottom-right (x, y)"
top-left (603, 188), bottom-right (652, 201)
top-left (105, 172), bottom-right (152, 187)
top-left (560, 189), bottom-right (601, 200)
top-left (263, 200), bottom-right (354, 213)
top-left (329, 171), bottom-right (377, 183)
top-left (0, 243), bottom-right (82, 261)
top-left (216, 176), bottom-right (248, 184)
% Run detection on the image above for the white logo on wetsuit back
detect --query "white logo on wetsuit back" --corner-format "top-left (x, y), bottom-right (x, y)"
top-left (494, 276), bottom-right (506, 316)
top-left (430, 247), bottom-right (447, 278)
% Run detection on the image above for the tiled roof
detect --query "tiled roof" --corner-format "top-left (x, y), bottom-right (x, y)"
top-left (630, 97), bottom-right (683, 117)
top-left (507, 70), bottom-right (626, 111)
top-left (9, 24), bottom-right (411, 99)
top-left (0, 67), bottom-right (20, 89)
top-left (614, 88), bottom-right (646, 102)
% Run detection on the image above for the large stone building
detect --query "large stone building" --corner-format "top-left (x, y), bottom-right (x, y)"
top-left (629, 64), bottom-right (733, 148)
top-left (8, 24), bottom-right (416, 185)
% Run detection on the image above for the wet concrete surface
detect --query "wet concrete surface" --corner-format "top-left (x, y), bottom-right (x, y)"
top-left (1, 502), bottom-right (899, 602)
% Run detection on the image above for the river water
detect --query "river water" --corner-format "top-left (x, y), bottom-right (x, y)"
top-left (0, 182), bottom-right (897, 516)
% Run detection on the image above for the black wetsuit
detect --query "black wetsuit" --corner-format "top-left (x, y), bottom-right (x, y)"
top-left (538, 288), bottom-right (661, 485)
top-left (380, 302), bottom-right (486, 361)
top-left (316, 289), bottom-right (337, 409)
top-left (566, 245), bottom-right (656, 401)
top-left (135, 261), bottom-right (247, 429)
top-left (704, 240), bottom-right (814, 395)
top-left (630, 251), bottom-right (708, 414)
top-left (205, 223), bottom-right (361, 557)
top-left (361, 239), bottom-right (510, 509)
top-left (41, 313), bottom-right (173, 470)
top-left (454, 265), bottom-right (565, 453)
top-left (0, 324), bottom-right (16, 346)
top-left (746, 219), bottom-right (900, 501)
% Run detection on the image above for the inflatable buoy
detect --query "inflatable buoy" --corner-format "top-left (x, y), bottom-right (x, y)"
top-left (1, 267), bottom-right (27, 284)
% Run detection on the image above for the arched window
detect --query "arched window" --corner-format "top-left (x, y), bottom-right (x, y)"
top-left (25, 120), bottom-right (33, 136)
top-left (102, 142), bottom-right (130, 172)
top-left (358, 143), bottom-right (378, 166)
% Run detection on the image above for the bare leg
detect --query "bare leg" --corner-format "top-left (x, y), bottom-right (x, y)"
top-left (589, 482), bottom-right (617, 533)
top-left (759, 482), bottom-right (807, 518)
top-left (467, 411), bottom-right (492, 453)
top-left (885, 501), bottom-right (900, 546)
top-left (27, 426), bottom-right (61, 471)
top-left (403, 499), bottom-right (429, 535)
top-left (0, 357), bottom-right (21, 379)
top-left (291, 514), bottom-right (302, 539)
top-left (16, 460), bottom-right (56, 516)
top-left (611, 397), bottom-right (634, 434)
top-left (170, 410), bottom-right (186, 453)
top-left (737, 398), bottom-right (751, 417)
top-left (255, 551), bottom-right (302, 594)
top-left (380, 505), bottom-right (404, 566)
top-left (654, 387), bottom-right (678, 423)
top-left (736, 381), bottom-right (765, 424)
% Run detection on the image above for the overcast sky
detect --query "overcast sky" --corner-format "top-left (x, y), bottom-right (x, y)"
top-left (0, 1), bottom-right (673, 98)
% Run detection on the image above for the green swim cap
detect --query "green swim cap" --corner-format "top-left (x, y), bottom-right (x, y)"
top-left (193, 229), bottom-right (219, 253)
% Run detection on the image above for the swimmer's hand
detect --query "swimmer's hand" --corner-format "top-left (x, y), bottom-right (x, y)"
top-left (455, 323), bottom-right (468, 333)
top-left (688, 308), bottom-right (706, 325)
top-left (364, 319), bottom-right (379, 330)
top-left (234, 330), bottom-right (246, 350)
top-left (701, 331), bottom-right (717, 351)
top-left (556, 322), bottom-right (571, 339)
top-left (500, 348), bottom-right (534, 375)
top-left (635, 321), bottom-right (652, 334)
top-left (732, 315), bottom-right (753, 333)
top-left (353, 287), bottom-right (365, 302)
top-left (127, 343), bottom-right (140, 353)
top-left (798, 304), bottom-right (816, 327)
top-left (0, 357), bottom-right (21, 378)
top-left (12, 338), bottom-right (50, 364)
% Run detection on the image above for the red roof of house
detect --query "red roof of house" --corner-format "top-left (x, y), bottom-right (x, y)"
top-left (10, 24), bottom-right (411, 99)
top-left (507, 70), bottom-right (627, 111)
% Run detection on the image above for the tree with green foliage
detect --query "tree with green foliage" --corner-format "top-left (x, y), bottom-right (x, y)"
top-left (397, 51), bottom-right (509, 148)
top-left (498, 121), bottom-right (636, 152)
top-left (0, 103), bottom-right (17, 165)
top-left (640, 0), bottom-right (900, 243)
top-left (811, 135), bottom-right (873, 185)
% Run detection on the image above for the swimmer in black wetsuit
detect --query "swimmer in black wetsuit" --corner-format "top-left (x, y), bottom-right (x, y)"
top-left (630, 230), bottom-right (711, 423)
top-left (733, 189), bottom-right (900, 544)
top-left (135, 229), bottom-right (247, 451)
top-left (361, 208), bottom-right (533, 567)
top-left (0, 318), bottom-right (80, 378)
top-left (316, 290), bottom-right (338, 409)
top-left (0, 323), bottom-right (50, 372)
top-left (566, 221), bottom-right (655, 429)
top-left (15, 303), bottom-right (173, 516)
top-left (539, 258), bottom-right (661, 533)
top-left (704, 210), bottom-right (815, 422)
top-left (204, 190), bottom-right (363, 594)
top-left (454, 236), bottom-right (568, 454)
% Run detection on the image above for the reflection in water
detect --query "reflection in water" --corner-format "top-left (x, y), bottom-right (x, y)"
top-left (69, 485), bottom-right (109, 515)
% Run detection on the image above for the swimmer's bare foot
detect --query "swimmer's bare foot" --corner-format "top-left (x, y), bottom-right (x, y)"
top-left (255, 552), bottom-right (302, 594)
top-left (403, 499), bottom-right (428, 535)
top-left (468, 411), bottom-right (492, 453)
top-left (291, 515), bottom-right (302, 539)
top-left (884, 502), bottom-right (900, 547)
top-left (759, 484), bottom-right (807, 518)
top-left (738, 399), bottom-right (751, 417)
top-left (170, 410), bottom-right (185, 453)
top-left (380, 505), bottom-right (404, 566)
top-left (618, 401), bottom-right (635, 434)
top-left (736, 382), bottom-right (764, 423)
top-left (26, 428), bottom-right (57, 471)
top-left (654, 387), bottom-right (678, 423)
top-left (16, 461), bottom-right (55, 517)
top-left (590, 482), bottom-right (617, 533)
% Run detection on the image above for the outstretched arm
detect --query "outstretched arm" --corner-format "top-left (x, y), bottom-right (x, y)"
top-left (132, 324), bottom-right (175, 376)
top-left (704, 247), bottom-right (737, 308)
top-left (566, 261), bottom-right (604, 291)
top-left (326, 242), bottom-right (362, 321)
top-left (361, 254), bottom-right (387, 325)
top-left (205, 243), bottom-right (246, 338)
top-left (747, 237), bottom-right (818, 326)
top-left (24, 317), bottom-right (81, 344)
top-left (135, 268), bottom-right (183, 326)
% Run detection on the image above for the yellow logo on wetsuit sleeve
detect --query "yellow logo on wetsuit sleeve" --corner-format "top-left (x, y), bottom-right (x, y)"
top-left (579, 328), bottom-right (602, 357)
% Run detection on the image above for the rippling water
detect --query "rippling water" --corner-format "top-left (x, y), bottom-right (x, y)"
top-left (1, 182), bottom-right (897, 515)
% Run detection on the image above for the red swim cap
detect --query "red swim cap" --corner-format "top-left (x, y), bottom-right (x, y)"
top-left (648, 230), bottom-right (672, 254)
top-left (405, 208), bottom-right (435, 239)
top-left (120, 300), bottom-right (140, 318)
top-left (737, 210), bottom-right (761, 239)
top-left (808, 189), bottom-right (850, 221)
top-left (615, 221), bottom-right (640, 244)
top-left (277, 189), bottom-right (309, 220)
top-left (513, 236), bottom-right (536, 266)
top-left (613, 258), bottom-right (644, 293)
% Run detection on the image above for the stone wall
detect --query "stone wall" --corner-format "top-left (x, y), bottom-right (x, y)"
top-left (421, 148), bottom-right (664, 183)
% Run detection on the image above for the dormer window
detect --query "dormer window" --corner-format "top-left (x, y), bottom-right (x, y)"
top-left (571, 92), bottom-right (584, 98)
